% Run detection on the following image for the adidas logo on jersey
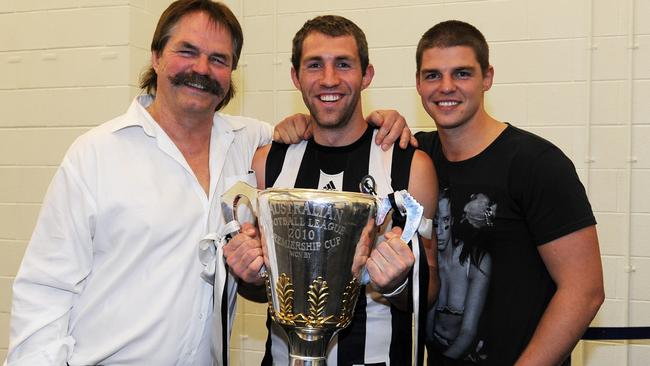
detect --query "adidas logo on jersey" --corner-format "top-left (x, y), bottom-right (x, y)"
top-left (323, 181), bottom-right (336, 190)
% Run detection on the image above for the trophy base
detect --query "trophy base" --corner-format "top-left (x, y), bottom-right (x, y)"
top-left (289, 355), bottom-right (327, 366)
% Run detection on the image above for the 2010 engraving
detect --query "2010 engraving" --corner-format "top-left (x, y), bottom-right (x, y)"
top-left (271, 201), bottom-right (358, 259)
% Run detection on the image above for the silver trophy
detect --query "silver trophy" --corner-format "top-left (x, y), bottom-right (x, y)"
top-left (221, 182), bottom-right (423, 366)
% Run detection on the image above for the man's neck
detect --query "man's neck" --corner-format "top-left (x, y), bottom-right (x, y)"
top-left (312, 113), bottom-right (367, 147)
top-left (146, 98), bottom-right (213, 195)
top-left (437, 112), bottom-right (506, 162)
top-left (147, 99), bottom-right (213, 147)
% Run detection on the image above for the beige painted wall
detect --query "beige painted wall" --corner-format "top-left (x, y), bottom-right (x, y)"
top-left (1, 0), bottom-right (649, 364)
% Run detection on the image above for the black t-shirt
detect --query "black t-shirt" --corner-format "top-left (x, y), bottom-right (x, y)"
top-left (416, 124), bottom-right (595, 366)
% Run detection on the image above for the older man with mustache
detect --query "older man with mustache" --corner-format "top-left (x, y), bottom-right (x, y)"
top-left (3, 1), bottom-right (411, 366)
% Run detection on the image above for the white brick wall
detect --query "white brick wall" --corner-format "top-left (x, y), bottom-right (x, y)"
top-left (1, 0), bottom-right (649, 364)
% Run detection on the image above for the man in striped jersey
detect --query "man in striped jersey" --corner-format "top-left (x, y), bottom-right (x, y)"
top-left (239, 15), bottom-right (439, 366)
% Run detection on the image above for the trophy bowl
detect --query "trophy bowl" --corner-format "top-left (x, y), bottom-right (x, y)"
top-left (223, 183), bottom-right (378, 366)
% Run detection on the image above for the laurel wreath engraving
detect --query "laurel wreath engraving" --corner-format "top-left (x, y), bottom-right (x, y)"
top-left (306, 277), bottom-right (333, 327)
top-left (275, 273), bottom-right (296, 325)
top-left (268, 274), bottom-right (360, 328)
top-left (337, 278), bottom-right (360, 328)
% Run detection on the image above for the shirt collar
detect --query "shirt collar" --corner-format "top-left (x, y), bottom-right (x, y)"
top-left (110, 94), bottom-right (247, 137)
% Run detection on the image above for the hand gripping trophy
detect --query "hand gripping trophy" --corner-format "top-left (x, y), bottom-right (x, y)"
top-left (221, 178), bottom-right (425, 366)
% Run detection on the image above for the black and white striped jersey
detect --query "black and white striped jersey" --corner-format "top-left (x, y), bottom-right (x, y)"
top-left (261, 127), bottom-right (428, 366)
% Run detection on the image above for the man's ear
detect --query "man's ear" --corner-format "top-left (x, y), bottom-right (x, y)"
top-left (291, 67), bottom-right (300, 89)
top-left (483, 65), bottom-right (494, 91)
top-left (151, 51), bottom-right (160, 73)
top-left (361, 63), bottom-right (374, 90)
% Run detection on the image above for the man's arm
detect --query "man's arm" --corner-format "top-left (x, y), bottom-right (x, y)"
top-left (272, 114), bottom-right (309, 145)
top-left (515, 226), bottom-right (604, 366)
top-left (252, 144), bottom-right (271, 190)
top-left (273, 110), bottom-right (415, 150)
top-left (366, 150), bottom-right (438, 308)
top-left (407, 150), bottom-right (439, 307)
top-left (366, 110), bottom-right (418, 150)
top-left (6, 161), bottom-right (94, 366)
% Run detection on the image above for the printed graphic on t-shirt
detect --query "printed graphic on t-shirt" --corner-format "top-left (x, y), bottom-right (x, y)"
top-left (318, 171), bottom-right (343, 192)
top-left (461, 193), bottom-right (497, 229)
top-left (428, 189), bottom-right (493, 363)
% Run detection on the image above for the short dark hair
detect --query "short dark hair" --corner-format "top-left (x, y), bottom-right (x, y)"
top-left (139, 0), bottom-right (243, 110)
top-left (291, 15), bottom-right (369, 76)
top-left (416, 20), bottom-right (489, 75)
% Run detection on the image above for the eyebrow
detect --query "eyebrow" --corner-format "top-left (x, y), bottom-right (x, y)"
top-left (177, 41), bottom-right (231, 61)
top-left (302, 55), bottom-right (323, 63)
top-left (302, 54), bottom-right (354, 63)
top-left (178, 41), bottom-right (199, 51)
top-left (420, 65), bottom-right (477, 74)
top-left (454, 66), bottom-right (477, 71)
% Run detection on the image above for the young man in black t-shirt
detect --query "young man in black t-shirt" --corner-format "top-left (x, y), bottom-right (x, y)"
top-left (413, 20), bottom-right (604, 366)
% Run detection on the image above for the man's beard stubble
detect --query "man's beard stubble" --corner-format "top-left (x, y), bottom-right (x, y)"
top-left (304, 92), bottom-right (359, 131)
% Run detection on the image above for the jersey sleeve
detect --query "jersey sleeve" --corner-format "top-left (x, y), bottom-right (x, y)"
top-left (516, 146), bottom-right (596, 246)
top-left (415, 131), bottom-right (435, 156)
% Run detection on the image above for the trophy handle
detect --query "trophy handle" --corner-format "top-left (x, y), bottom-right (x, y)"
top-left (361, 190), bottom-right (424, 285)
top-left (221, 180), bottom-right (261, 222)
top-left (393, 190), bottom-right (424, 242)
top-left (220, 181), bottom-right (268, 278)
top-left (376, 190), bottom-right (423, 242)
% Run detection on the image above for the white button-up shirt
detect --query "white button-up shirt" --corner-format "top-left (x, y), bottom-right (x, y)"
top-left (5, 95), bottom-right (272, 366)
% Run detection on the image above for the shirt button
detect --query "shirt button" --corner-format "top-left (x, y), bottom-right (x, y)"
top-left (199, 313), bottom-right (204, 319)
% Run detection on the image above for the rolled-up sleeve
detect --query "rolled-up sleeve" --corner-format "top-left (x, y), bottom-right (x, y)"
top-left (260, 120), bottom-right (273, 146)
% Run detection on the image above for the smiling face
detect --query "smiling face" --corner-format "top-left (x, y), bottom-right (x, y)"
top-left (291, 32), bottom-right (373, 132)
top-left (151, 11), bottom-right (234, 118)
top-left (416, 46), bottom-right (493, 131)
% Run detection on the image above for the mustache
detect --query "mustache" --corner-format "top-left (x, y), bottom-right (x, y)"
top-left (169, 72), bottom-right (224, 96)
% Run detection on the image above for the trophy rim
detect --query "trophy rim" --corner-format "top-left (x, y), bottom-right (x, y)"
top-left (259, 187), bottom-right (376, 202)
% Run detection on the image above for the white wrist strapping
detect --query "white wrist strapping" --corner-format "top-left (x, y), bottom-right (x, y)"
top-left (381, 278), bottom-right (408, 298)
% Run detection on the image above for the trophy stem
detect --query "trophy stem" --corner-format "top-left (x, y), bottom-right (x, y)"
top-left (289, 355), bottom-right (327, 366)
top-left (283, 328), bottom-right (335, 366)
